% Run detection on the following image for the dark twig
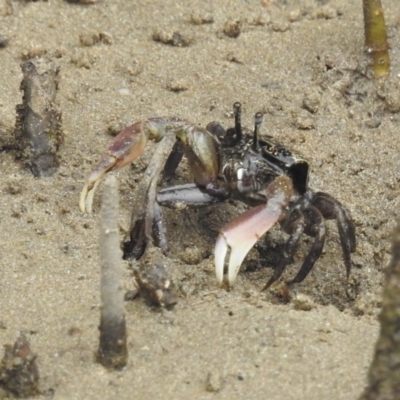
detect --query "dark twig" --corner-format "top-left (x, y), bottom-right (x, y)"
top-left (360, 221), bottom-right (400, 399)
top-left (362, 0), bottom-right (390, 79)
top-left (15, 58), bottom-right (63, 177)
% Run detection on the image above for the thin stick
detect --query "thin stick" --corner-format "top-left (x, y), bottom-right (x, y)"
top-left (362, 0), bottom-right (390, 79)
top-left (359, 221), bottom-right (400, 399)
top-left (97, 175), bottom-right (127, 370)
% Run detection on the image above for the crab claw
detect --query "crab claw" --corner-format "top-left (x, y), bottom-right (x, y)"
top-left (215, 176), bottom-right (293, 288)
top-left (80, 122), bottom-right (148, 213)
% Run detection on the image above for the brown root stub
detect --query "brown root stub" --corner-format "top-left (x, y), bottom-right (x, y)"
top-left (359, 221), bottom-right (400, 399)
top-left (133, 263), bottom-right (178, 310)
top-left (97, 175), bottom-right (128, 370)
top-left (362, 0), bottom-right (390, 79)
top-left (0, 334), bottom-right (40, 398)
top-left (15, 58), bottom-right (63, 177)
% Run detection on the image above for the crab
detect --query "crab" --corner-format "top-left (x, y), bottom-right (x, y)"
top-left (80, 103), bottom-right (356, 290)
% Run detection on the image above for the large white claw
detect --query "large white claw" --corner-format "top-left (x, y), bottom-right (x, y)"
top-left (214, 204), bottom-right (282, 287)
top-left (214, 176), bottom-right (293, 288)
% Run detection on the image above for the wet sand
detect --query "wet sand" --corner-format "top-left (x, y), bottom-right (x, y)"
top-left (1, 1), bottom-right (399, 398)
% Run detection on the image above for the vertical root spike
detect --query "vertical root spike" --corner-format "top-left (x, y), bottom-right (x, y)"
top-left (97, 175), bottom-right (128, 370)
top-left (362, 0), bottom-right (390, 78)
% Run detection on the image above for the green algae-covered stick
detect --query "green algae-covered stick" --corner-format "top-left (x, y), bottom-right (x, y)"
top-left (362, 0), bottom-right (390, 78)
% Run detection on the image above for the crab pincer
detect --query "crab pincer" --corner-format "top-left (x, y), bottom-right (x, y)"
top-left (80, 122), bottom-right (146, 213)
top-left (80, 118), bottom-right (186, 213)
top-left (215, 175), bottom-right (293, 288)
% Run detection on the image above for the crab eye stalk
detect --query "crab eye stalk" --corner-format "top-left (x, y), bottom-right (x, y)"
top-left (252, 112), bottom-right (263, 151)
top-left (233, 102), bottom-right (243, 141)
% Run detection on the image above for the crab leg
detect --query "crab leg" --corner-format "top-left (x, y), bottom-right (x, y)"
top-left (81, 115), bottom-right (224, 261)
top-left (215, 176), bottom-right (293, 287)
top-left (80, 122), bottom-right (146, 213)
top-left (80, 118), bottom-right (187, 213)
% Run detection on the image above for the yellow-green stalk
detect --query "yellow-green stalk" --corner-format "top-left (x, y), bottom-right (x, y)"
top-left (362, 0), bottom-right (390, 78)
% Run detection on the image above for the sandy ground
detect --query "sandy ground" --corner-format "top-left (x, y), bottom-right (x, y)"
top-left (1, 0), bottom-right (400, 398)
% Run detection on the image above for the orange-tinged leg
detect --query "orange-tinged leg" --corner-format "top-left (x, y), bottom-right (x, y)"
top-left (80, 118), bottom-right (188, 213)
top-left (80, 122), bottom-right (148, 213)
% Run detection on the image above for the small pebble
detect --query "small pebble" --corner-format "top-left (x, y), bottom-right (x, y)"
top-left (205, 370), bottom-right (221, 392)
top-left (292, 293), bottom-right (316, 311)
top-left (79, 32), bottom-right (113, 47)
top-left (293, 114), bottom-right (315, 130)
top-left (152, 30), bottom-right (192, 47)
top-left (166, 79), bottom-right (189, 93)
top-left (118, 88), bottom-right (130, 96)
top-left (311, 6), bottom-right (338, 20)
top-left (237, 372), bottom-right (245, 381)
top-left (226, 52), bottom-right (244, 64)
top-left (5, 181), bottom-right (23, 195)
top-left (288, 9), bottom-right (301, 22)
top-left (272, 20), bottom-right (290, 33)
top-left (190, 12), bottom-right (214, 25)
top-left (178, 246), bottom-right (203, 265)
top-left (246, 13), bottom-right (270, 26)
top-left (365, 116), bottom-right (382, 129)
top-left (79, 33), bottom-right (99, 47)
top-left (302, 94), bottom-right (320, 114)
top-left (223, 20), bottom-right (241, 38)
top-left (21, 46), bottom-right (47, 60)
top-left (385, 92), bottom-right (400, 113)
